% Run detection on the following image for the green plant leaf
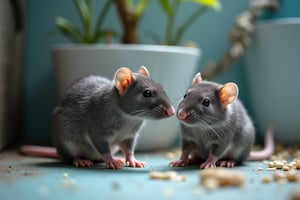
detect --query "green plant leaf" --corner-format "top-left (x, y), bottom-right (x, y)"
top-left (73, 0), bottom-right (92, 37)
top-left (179, 0), bottom-right (221, 10)
top-left (159, 0), bottom-right (173, 15)
top-left (55, 17), bottom-right (84, 43)
top-left (135, 0), bottom-right (150, 18)
top-left (125, 0), bottom-right (133, 7)
top-left (86, 0), bottom-right (93, 12)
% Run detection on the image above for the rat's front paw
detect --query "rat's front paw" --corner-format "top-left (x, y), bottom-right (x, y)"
top-left (102, 154), bottom-right (125, 169)
top-left (169, 159), bottom-right (189, 167)
top-left (217, 160), bottom-right (236, 168)
top-left (126, 157), bottom-right (146, 168)
top-left (73, 158), bottom-right (93, 167)
top-left (200, 161), bottom-right (216, 169)
top-left (106, 157), bottom-right (125, 169)
top-left (200, 155), bottom-right (218, 169)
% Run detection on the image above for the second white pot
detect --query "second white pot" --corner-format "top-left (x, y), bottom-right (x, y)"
top-left (245, 18), bottom-right (300, 145)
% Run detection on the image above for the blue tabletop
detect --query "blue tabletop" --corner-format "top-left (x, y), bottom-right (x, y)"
top-left (0, 149), bottom-right (299, 200)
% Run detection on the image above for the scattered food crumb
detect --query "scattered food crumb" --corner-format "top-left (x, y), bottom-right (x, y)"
top-left (61, 178), bottom-right (76, 188)
top-left (164, 149), bottom-right (181, 160)
top-left (62, 172), bottom-right (69, 178)
top-left (291, 187), bottom-right (300, 200)
top-left (283, 166), bottom-right (290, 171)
top-left (270, 144), bottom-right (300, 161)
top-left (165, 152), bottom-right (177, 160)
top-left (273, 170), bottom-right (300, 183)
top-left (257, 167), bottom-right (264, 171)
top-left (202, 177), bottom-right (219, 190)
top-left (265, 159), bottom-right (300, 171)
top-left (199, 168), bottom-right (245, 190)
top-left (263, 160), bottom-right (269, 165)
top-left (149, 171), bottom-right (187, 182)
top-left (273, 171), bottom-right (287, 181)
top-left (261, 176), bottom-right (272, 183)
top-left (274, 160), bottom-right (284, 169)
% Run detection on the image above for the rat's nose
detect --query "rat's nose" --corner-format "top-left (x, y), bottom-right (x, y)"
top-left (165, 106), bottom-right (175, 117)
top-left (177, 109), bottom-right (187, 120)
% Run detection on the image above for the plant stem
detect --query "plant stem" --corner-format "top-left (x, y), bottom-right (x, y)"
top-left (165, 0), bottom-right (179, 45)
top-left (174, 5), bottom-right (208, 45)
top-left (115, 0), bottom-right (139, 44)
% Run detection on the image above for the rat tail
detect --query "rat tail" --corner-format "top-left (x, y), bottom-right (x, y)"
top-left (20, 145), bottom-right (60, 159)
top-left (247, 125), bottom-right (275, 161)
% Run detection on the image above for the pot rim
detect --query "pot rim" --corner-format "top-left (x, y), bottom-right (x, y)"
top-left (256, 17), bottom-right (300, 27)
top-left (52, 44), bottom-right (200, 56)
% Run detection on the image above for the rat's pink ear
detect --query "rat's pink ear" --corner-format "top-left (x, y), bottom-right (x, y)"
top-left (138, 66), bottom-right (150, 77)
top-left (192, 72), bottom-right (202, 86)
top-left (218, 82), bottom-right (239, 108)
top-left (114, 67), bottom-right (135, 95)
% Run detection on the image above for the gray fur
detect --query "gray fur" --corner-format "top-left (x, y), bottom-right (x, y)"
top-left (173, 80), bottom-right (255, 167)
top-left (52, 71), bottom-right (173, 166)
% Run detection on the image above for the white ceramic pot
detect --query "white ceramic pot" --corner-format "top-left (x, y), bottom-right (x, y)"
top-left (245, 18), bottom-right (300, 145)
top-left (52, 44), bottom-right (200, 150)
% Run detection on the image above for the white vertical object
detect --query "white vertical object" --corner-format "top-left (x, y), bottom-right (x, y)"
top-left (245, 18), bottom-right (300, 145)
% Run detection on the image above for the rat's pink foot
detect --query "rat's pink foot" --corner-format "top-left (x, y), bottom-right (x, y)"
top-left (126, 156), bottom-right (146, 168)
top-left (200, 155), bottom-right (218, 169)
top-left (105, 157), bottom-right (125, 169)
top-left (170, 154), bottom-right (202, 167)
top-left (102, 154), bottom-right (125, 169)
top-left (127, 159), bottom-right (146, 168)
top-left (217, 160), bottom-right (237, 168)
top-left (169, 159), bottom-right (189, 167)
top-left (73, 158), bottom-right (93, 167)
top-left (200, 161), bottom-right (216, 169)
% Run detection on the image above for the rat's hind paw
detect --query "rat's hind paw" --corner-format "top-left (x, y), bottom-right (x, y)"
top-left (105, 157), bottom-right (125, 169)
top-left (73, 158), bottom-right (94, 167)
top-left (200, 161), bottom-right (216, 169)
top-left (169, 159), bottom-right (189, 167)
top-left (200, 155), bottom-right (218, 169)
top-left (126, 156), bottom-right (146, 168)
top-left (216, 160), bottom-right (236, 168)
top-left (127, 159), bottom-right (146, 168)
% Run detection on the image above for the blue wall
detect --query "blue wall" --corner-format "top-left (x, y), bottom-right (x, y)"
top-left (23, 0), bottom-right (298, 144)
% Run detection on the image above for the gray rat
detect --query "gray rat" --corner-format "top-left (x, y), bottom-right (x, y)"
top-left (170, 72), bottom-right (274, 169)
top-left (23, 66), bottom-right (174, 169)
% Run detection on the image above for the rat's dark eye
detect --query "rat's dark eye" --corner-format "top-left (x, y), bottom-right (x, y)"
top-left (183, 94), bottom-right (187, 99)
top-left (202, 98), bottom-right (210, 107)
top-left (143, 90), bottom-right (152, 97)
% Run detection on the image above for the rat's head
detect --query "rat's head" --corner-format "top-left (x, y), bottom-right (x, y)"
top-left (177, 72), bottom-right (239, 127)
top-left (114, 66), bottom-right (175, 119)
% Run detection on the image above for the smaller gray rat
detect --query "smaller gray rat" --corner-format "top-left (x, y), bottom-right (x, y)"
top-left (51, 66), bottom-right (175, 169)
top-left (170, 72), bottom-right (274, 169)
